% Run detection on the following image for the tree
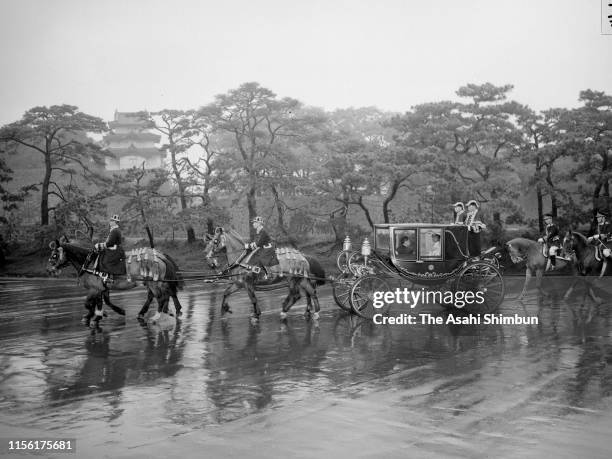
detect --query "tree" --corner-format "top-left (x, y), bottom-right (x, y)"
top-left (110, 164), bottom-right (170, 248)
top-left (565, 90), bottom-right (612, 227)
top-left (52, 183), bottom-right (107, 239)
top-left (516, 108), bottom-right (571, 230)
top-left (0, 153), bottom-right (34, 224)
top-left (140, 110), bottom-right (199, 243)
top-left (199, 82), bottom-right (325, 238)
top-left (390, 83), bottom-right (528, 220)
top-left (0, 105), bottom-right (109, 226)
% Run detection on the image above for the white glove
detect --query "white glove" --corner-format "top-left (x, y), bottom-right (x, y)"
top-left (244, 243), bottom-right (250, 249)
top-left (587, 236), bottom-right (593, 242)
top-left (593, 234), bottom-right (600, 240)
top-left (95, 242), bottom-right (105, 251)
top-left (537, 238), bottom-right (544, 243)
top-left (249, 242), bottom-right (257, 249)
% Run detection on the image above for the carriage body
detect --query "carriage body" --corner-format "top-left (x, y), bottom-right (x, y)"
top-left (333, 223), bottom-right (504, 318)
top-left (372, 223), bottom-right (469, 282)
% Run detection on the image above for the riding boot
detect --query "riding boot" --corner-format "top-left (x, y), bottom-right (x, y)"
top-left (549, 255), bottom-right (556, 271)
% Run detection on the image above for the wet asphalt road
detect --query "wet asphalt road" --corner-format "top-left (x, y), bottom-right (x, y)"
top-left (0, 276), bottom-right (611, 458)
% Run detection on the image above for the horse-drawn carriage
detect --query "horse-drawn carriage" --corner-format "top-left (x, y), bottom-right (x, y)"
top-left (333, 223), bottom-right (505, 318)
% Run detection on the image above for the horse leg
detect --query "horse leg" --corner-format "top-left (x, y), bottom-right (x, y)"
top-left (245, 282), bottom-right (261, 321)
top-left (150, 290), bottom-right (170, 323)
top-left (221, 282), bottom-right (241, 316)
top-left (82, 290), bottom-right (97, 327)
top-left (171, 284), bottom-right (182, 317)
top-left (102, 290), bottom-right (125, 316)
top-left (280, 279), bottom-right (301, 320)
top-left (92, 292), bottom-right (105, 328)
top-left (300, 279), bottom-right (321, 320)
top-left (138, 288), bottom-right (155, 321)
top-left (563, 275), bottom-right (579, 300)
top-left (518, 268), bottom-right (532, 301)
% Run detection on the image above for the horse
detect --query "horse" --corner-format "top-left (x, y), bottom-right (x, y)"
top-left (505, 237), bottom-right (572, 300)
top-left (561, 230), bottom-right (607, 305)
top-left (47, 237), bottom-right (184, 327)
top-left (203, 228), bottom-right (326, 321)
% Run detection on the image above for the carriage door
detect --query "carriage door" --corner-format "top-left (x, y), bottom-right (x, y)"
top-left (419, 228), bottom-right (443, 260)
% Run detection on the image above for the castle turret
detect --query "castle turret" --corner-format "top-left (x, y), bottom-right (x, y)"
top-left (103, 111), bottom-right (164, 170)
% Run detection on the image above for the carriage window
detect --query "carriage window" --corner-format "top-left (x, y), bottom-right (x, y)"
top-left (375, 228), bottom-right (390, 252)
top-left (394, 229), bottom-right (417, 260)
top-left (419, 229), bottom-right (442, 259)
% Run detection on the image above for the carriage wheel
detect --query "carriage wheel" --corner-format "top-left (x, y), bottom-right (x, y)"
top-left (350, 275), bottom-right (390, 319)
top-left (454, 262), bottom-right (505, 313)
top-left (332, 272), bottom-right (355, 312)
top-left (336, 251), bottom-right (350, 272)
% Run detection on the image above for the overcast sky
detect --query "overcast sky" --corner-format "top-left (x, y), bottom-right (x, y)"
top-left (0, 0), bottom-right (611, 125)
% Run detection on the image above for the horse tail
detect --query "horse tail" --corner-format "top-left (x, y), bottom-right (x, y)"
top-left (305, 256), bottom-right (326, 286)
top-left (162, 253), bottom-right (185, 291)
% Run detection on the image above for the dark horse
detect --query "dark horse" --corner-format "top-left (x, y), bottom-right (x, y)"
top-left (562, 230), bottom-right (608, 304)
top-left (204, 229), bottom-right (326, 321)
top-left (47, 237), bottom-right (184, 327)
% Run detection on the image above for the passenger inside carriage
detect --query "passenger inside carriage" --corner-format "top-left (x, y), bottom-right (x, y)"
top-left (419, 229), bottom-right (442, 259)
top-left (395, 230), bottom-right (417, 259)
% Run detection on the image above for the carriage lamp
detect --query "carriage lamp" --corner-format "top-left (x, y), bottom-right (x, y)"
top-left (343, 236), bottom-right (352, 252)
top-left (361, 238), bottom-right (371, 257)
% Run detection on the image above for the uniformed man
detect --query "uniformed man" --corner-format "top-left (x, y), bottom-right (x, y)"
top-left (538, 213), bottom-right (560, 271)
top-left (588, 209), bottom-right (612, 260)
top-left (465, 200), bottom-right (486, 257)
top-left (245, 216), bottom-right (278, 277)
top-left (94, 214), bottom-right (126, 277)
top-left (451, 202), bottom-right (466, 225)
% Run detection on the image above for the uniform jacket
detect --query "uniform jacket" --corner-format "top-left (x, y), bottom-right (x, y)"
top-left (465, 210), bottom-right (485, 233)
top-left (543, 223), bottom-right (560, 243)
top-left (250, 229), bottom-right (278, 267)
top-left (593, 221), bottom-right (612, 243)
top-left (104, 227), bottom-right (122, 248)
top-left (454, 211), bottom-right (466, 225)
top-left (99, 227), bottom-right (126, 275)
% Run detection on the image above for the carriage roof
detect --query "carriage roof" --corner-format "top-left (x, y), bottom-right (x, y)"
top-left (374, 223), bottom-right (464, 229)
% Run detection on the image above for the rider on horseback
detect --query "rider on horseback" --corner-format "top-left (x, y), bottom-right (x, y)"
top-left (538, 213), bottom-right (560, 271)
top-left (588, 209), bottom-right (612, 260)
top-left (93, 214), bottom-right (127, 283)
top-left (244, 216), bottom-right (279, 278)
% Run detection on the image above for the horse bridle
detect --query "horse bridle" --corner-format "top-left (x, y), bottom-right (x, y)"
top-left (505, 242), bottom-right (525, 264)
top-left (562, 232), bottom-right (576, 257)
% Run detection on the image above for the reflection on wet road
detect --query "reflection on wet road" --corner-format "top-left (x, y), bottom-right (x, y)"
top-left (0, 277), bottom-right (611, 458)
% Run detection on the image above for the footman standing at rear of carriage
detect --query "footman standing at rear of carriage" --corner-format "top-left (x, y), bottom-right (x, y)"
top-left (465, 200), bottom-right (486, 257)
top-left (451, 202), bottom-right (466, 225)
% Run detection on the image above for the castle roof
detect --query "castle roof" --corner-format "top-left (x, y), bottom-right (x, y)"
top-left (104, 132), bottom-right (161, 143)
top-left (106, 145), bottom-right (165, 158)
